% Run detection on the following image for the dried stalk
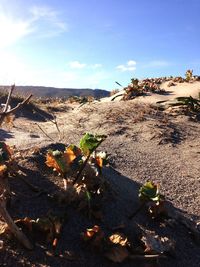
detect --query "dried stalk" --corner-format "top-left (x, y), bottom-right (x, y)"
top-left (0, 192), bottom-right (33, 250)
top-left (35, 123), bottom-right (55, 142)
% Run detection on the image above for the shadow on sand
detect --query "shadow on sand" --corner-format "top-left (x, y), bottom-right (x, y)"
top-left (0, 129), bottom-right (14, 141)
top-left (0, 144), bottom-right (200, 267)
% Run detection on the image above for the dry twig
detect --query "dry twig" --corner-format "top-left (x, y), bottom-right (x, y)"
top-left (0, 84), bottom-right (32, 125)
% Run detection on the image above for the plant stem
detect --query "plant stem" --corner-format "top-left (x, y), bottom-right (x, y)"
top-left (73, 139), bottom-right (104, 184)
top-left (73, 154), bottom-right (90, 184)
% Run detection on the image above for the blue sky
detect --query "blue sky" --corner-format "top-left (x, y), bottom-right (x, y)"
top-left (0, 0), bottom-right (200, 90)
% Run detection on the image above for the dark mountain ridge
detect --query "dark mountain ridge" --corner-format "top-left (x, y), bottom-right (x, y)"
top-left (0, 85), bottom-right (110, 99)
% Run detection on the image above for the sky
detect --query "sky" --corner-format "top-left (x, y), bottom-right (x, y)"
top-left (0, 0), bottom-right (200, 90)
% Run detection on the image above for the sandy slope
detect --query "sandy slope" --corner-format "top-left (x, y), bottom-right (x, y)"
top-left (0, 82), bottom-right (200, 267)
top-left (101, 81), bottom-right (200, 103)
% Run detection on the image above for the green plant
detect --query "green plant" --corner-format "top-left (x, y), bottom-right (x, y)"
top-left (46, 133), bottom-right (107, 186)
top-left (129, 181), bottom-right (165, 219)
top-left (139, 181), bottom-right (161, 204)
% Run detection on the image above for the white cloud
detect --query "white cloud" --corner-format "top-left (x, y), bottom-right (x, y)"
top-left (116, 60), bottom-right (137, 72)
top-left (68, 61), bottom-right (87, 69)
top-left (127, 60), bottom-right (137, 66)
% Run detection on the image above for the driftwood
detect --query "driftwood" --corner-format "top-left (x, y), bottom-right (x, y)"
top-left (0, 85), bottom-right (33, 249)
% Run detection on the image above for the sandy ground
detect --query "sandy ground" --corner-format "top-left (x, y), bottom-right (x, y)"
top-left (0, 82), bottom-right (200, 266)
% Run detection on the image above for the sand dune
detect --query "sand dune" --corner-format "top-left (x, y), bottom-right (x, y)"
top-left (101, 81), bottom-right (200, 104)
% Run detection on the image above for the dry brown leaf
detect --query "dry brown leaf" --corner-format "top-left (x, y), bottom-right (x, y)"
top-left (3, 114), bottom-right (14, 126)
top-left (0, 165), bottom-right (7, 177)
top-left (64, 146), bottom-right (81, 164)
top-left (141, 231), bottom-right (175, 254)
top-left (81, 225), bottom-right (105, 250)
top-left (46, 146), bottom-right (81, 175)
top-left (0, 223), bottom-right (10, 236)
top-left (95, 156), bottom-right (103, 168)
top-left (82, 225), bottom-right (100, 241)
top-left (46, 153), bottom-right (63, 173)
top-left (109, 233), bottom-right (128, 247)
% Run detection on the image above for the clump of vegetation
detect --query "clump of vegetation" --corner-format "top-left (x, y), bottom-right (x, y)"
top-left (169, 96), bottom-right (200, 113)
top-left (112, 77), bottom-right (167, 101)
top-left (68, 95), bottom-right (94, 104)
top-left (185, 69), bottom-right (193, 82)
top-left (138, 181), bottom-right (165, 218)
top-left (45, 133), bottom-right (108, 220)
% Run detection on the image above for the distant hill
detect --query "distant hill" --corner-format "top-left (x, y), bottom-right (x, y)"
top-left (0, 85), bottom-right (110, 99)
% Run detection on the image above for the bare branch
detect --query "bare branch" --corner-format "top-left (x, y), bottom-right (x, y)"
top-left (5, 94), bottom-right (33, 115)
top-left (3, 84), bottom-right (15, 113)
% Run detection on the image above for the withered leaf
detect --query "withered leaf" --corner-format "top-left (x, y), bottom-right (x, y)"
top-left (81, 225), bottom-right (104, 249)
top-left (0, 164), bottom-right (7, 177)
top-left (64, 145), bottom-right (81, 164)
top-left (82, 225), bottom-right (100, 241)
top-left (141, 231), bottom-right (175, 254)
top-left (109, 233), bottom-right (129, 247)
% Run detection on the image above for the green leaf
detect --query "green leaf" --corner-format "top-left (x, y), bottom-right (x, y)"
top-left (79, 133), bottom-right (107, 156)
top-left (139, 181), bottom-right (160, 203)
